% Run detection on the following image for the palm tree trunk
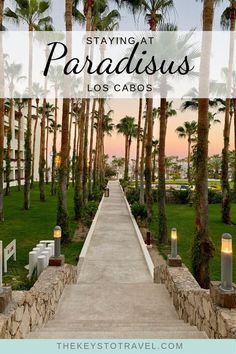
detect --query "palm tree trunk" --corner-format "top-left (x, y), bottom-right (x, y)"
top-left (0, 0), bottom-right (4, 221)
top-left (5, 98), bottom-right (13, 196)
top-left (45, 115), bottom-right (49, 185)
top-left (24, 22), bottom-right (33, 210)
top-left (39, 98), bottom-right (46, 202)
top-left (233, 98), bottom-right (236, 201)
top-left (152, 149), bottom-right (156, 183)
top-left (88, 99), bottom-right (96, 197)
top-left (17, 110), bottom-right (22, 191)
top-left (145, 97), bottom-right (153, 221)
top-left (57, 0), bottom-right (72, 241)
top-left (31, 98), bottom-right (39, 188)
top-left (135, 98), bottom-right (142, 190)
top-left (158, 98), bottom-right (167, 243)
top-left (74, 98), bottom-right (86, 219)
top-left (192, 0), bottom-right (215, 289)
top-left (222, 99), bottom-right (231, 224)
top-left (124, 135), bottom-right (129, 180)
top-left (139, 105), bottom-right (147, 204)
top-left (221, 3), bottom-right (235, 224)
top-left (71, 103), bottom-right (78, 187)
top-left (67, 99), bottom-right (73, 188)
top-left (83, 98), bottom-right (90, 202)
top-left (51, 96), bottom-right (58, 196)
top-left (187, 137), bottom-right (191, 185)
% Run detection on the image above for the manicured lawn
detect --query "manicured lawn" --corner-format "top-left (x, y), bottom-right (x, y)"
top-left (0, 184), bottom-right (83, 289)
top-left (150, 203), bottom-right (236, 283)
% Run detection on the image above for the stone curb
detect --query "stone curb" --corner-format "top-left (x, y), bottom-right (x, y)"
top-left (77, 193), bottom-right (105, 272)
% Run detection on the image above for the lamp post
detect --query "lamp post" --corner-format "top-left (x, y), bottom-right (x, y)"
top-left (167, 227), bottom-right (182, 267)
top-left (171, 228), bottom-right (177, 258)
top-left (55, 154), bottom-right (61, 169)
top-left (220, 233), bottom-right (233, 292)
top-left (54, 225), bottom-right (62, 258)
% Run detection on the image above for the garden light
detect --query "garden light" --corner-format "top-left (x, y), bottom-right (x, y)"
top-left (221, 233), bottom-right (233, 292)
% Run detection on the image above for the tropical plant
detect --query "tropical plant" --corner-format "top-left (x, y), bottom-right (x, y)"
top-left (158, 100), bottom-right (176, 243)
top-left (192, 0), bottom-right (215, 289)
top-left (176, 121), bottom-right (197, 185)
top-left (14, 96), bottom-right (28, 192)
top-left (0, 0), bottom-right (5, 221)
top-left (116, 116), bottom-right (137, 181)
top-left (30, 83), bottom-right (44, 188)
top-left (57, 0), bottom-right (72, 241)
top-left (5, 0), bottom-right (52, 210)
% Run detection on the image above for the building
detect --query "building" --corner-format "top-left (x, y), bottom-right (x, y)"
top-left (3, 107), bottom-right (40, 188)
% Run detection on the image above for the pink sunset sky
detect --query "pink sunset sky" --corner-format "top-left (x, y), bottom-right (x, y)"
top-left (104, 99), bottom-right (229, 160)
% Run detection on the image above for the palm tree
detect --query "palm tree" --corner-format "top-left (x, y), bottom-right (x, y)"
top-left (14, 96), bottom-right (28, 191)
top-left (158, 100), bottom-right (176, 242)
top-left (5, 0), bottom-right (52, 210)
top-left (176, 121), bottom-right (197, 185)
top-left (0, 0), bottom-right (5, 221)
top-left (57, 0), bottom-right (72, 241)
top-left (31, 83), bottom-right (44, 188)
top-left (116, 116), bottom-right (137, 181)
top-left (122, 0), bottom-right (174, 219)
top-left (88, 99), bottom-right (96, 196)
top-left (152, 139), bottom-right (158, 182)
top-left (220, 1), bottom-right (236, 222)
top-left (135, 98), bottom-right (143, 190)
top-left (208, 154), bottom-right (221, 179)
top-left (48, 65), bottom-right (63, 196)
top-left (192, 0), bottom-right (215, 289)
top-left (139, 108), bottom-right (147, 204)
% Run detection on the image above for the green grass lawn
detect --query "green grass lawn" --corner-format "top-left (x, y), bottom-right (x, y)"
top-left (150, 203), bottom-right (236, 283)
top-left (0, 184), bottom-right (83, 289)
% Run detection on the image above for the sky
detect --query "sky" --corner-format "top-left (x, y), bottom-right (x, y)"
top-left (4, 0), bottom-right (230, 159)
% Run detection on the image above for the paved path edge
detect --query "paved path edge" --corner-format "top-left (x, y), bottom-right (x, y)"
top-left (119, 183), bottom-right (155, 279)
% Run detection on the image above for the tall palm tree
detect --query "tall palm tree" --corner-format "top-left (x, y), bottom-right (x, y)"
top-left (135, 98), bottom-right (143, 190)
top-left (48, 65), bottom-right (63, 196)
top-left (220, 1), bottom-right (236, 223)
top-left (192, 0), bottom-right (215, 289)
top-left (88, 99), bottom-right (96, 196)
top-left (122, 0), bottom-right (174, 220)
top-left (57, 0), bottom-right (72, 241)
top-left (116, 116), bottom-right (137, 181)
top-left (31, 83), bottom-right (44, 188)
top-left (140, 107), bottom-right (147, 204)
top-left (0, 0), bottom-right (5, 221)
top-left (14, 96), bottom-right (28, 191)
top-left (152, 139), bottom-right (158, 182)
top-left (5, 0), bottom-right (52, 210)
top-left (158, 100), bottom-right (176, 242)
top-left (176, 121), bottom-right (197, 185)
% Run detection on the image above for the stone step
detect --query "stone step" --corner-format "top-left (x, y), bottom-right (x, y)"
top-left (43, 319), bottom-right (190, 327)
top-left (42, 320), bottom-right (192, 331)
top-left (29, 330), bottom-right (208, 339)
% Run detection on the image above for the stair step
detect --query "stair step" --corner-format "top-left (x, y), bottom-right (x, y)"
top-left (29, 330), bottom-right (208, 339)
top-left (42, 321), bottom-right (192, 331)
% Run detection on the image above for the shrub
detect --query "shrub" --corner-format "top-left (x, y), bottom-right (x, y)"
top-left (131, 202), bottom-right (147, 221)
top-left (208, 189), bottom-right (222, 204)
top-left (126, 188), bottom-right (140, 204)
top-left (170, 189), bottom-right (189, 204)
top-left (81, 201), bottom-right (99, 227)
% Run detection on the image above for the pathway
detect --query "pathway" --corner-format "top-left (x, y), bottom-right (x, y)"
top-left (29, 181), bottom-right (207, 338)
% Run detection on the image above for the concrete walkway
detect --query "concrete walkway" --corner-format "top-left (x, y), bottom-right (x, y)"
top-left (29, 181), bottom-right (207, 338)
